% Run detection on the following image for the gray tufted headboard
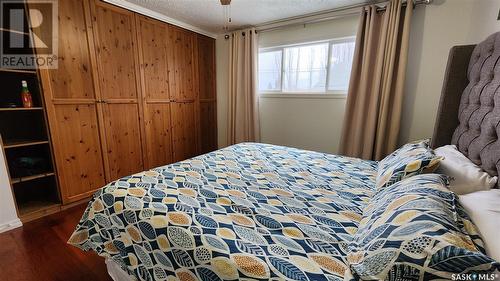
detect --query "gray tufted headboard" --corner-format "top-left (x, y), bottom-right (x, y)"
top-left (432, 31), bottom-right (500, 178)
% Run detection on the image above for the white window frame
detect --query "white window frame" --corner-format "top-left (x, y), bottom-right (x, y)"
top-left (259, 36), bottom-right (355, 99)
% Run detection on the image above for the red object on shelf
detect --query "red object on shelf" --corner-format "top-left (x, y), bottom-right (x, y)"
top-left (21, 80), bottom-right (33, 108)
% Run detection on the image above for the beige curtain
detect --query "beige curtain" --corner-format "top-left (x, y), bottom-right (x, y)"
top-left (227, 28), bottom-right (260, 145)
top-left (339, 0), bottom-right (413, 160)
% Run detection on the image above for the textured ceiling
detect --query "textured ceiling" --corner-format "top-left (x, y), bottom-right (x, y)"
top-left (122, 0), bottom-right (370, 34)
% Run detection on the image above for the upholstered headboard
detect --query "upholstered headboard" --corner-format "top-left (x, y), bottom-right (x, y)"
top-left (432, 31), bottom-right (500, 177)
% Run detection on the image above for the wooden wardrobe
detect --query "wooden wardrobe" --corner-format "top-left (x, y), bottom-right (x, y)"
top-left (38, 0), bottom-right (217, 204)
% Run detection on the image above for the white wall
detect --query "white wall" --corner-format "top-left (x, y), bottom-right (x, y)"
top-left (259, 96), bottom-right (347, 153)
top-left (216, 15), bottom-right (359, 153)
top-left (0, 146), bottom-right (21, 232)
top-left (399, 0), bottom-right (500, 144)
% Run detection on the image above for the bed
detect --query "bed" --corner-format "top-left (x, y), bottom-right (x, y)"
top-left (69, 143), bottom-right (378, 281)
top-left (68, 32), bottom-right (500, 280)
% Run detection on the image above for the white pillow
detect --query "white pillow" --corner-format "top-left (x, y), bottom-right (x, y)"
top-left (458, 189), bottom-right (500, 261)
top-left (435, 145), bottom-right (497, 194)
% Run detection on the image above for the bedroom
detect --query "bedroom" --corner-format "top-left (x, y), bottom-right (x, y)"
top-left (0, 0), bottom-right (499, 280)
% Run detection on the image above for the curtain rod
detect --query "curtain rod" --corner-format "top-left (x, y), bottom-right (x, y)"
top-left (223, 0), bottom-right (431, 39)
top-left (374, 0), bottom-right (432, 12)
top-left (252, 0), bottom-right (432, 34)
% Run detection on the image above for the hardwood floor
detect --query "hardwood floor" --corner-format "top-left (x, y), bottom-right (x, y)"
top-left (0, 204), bottom-right (111, 281)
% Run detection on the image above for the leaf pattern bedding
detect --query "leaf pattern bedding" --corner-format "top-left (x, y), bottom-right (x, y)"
top-left (68, 143), bottom-right (378, 281)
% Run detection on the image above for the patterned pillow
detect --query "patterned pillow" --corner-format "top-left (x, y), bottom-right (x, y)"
top-left (376, 139), bottom-right (442, 189)
top-left (348, 174), bottom-right (499, 280)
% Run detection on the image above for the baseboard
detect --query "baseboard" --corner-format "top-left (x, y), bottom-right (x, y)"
top-left (0, 218), bottom-right (22, 233)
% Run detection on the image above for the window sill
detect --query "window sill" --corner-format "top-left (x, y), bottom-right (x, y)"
top-left (259, 93), bottom-right (347, 99)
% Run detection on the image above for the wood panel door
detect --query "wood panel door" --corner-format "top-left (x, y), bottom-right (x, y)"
top-left (171, 102), bottom-right (197, 162)
top-left (168, 26), bottom-right (197, 102)
top-left (136, 16), bottom-right (173, 169)
top-left (197, 35), bottom-right (217, 153)
top-left (198, 35), bottom-right (216, 101)
top-left (168, 25), bottom-right (199, 161)
top-left (50, 105), bottom-right (105, 200)
top-left (38, 0), bottom-right (106, 204)
top-left (199, 101), bottom-right (217, 153)
top-left (91, 0), bottom-right (144, 180)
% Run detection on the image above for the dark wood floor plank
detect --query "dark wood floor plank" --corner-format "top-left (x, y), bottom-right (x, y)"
top-left (0, 204), bottom-right (112, 281)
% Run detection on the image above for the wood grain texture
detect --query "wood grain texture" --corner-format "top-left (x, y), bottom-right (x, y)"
top-left (168, 26), bottom-right (196, 102)
top-left (52, 104), bottom-right (105, 202)
top-left (38, 0), bottom-right (105, 204)
top-left (199, 101), bottom-right (217, 153)
top-left (101, 103), bottom-right (143, 181)
top-left (143, 104), bottom-right (173, 169)
top-left (92, 1), bottom-right (145, 181)
top-left (197, 34), bottom-right (217, 153)
top-left (49, 0), bottom-right (95, 99)
top-left (193, 36), bottom-right (202, 155)
top-left (137, 16), bottom-right (170, 101)
top-left (0, 204), bottom-right (111, 281)
top-left (171, 102), bottom-right (197, 162)
top-left (197, 35), bottom-right (216, 100)
top-left (136, 16), bottom-right (173, 169)
top-left (92, 1), bottom-right (138, 100)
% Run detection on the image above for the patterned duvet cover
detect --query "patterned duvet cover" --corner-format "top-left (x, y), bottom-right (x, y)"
top-left (68, 143), bottom-right (378, 281)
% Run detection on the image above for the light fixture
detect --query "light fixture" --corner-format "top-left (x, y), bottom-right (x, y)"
top-left (220, 0), bottom-right (232, 31)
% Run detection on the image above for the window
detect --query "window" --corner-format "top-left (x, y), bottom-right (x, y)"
top-left (328, 40), bottom-right (356, 91)
top-left (258, 38), bottom-right (355, 94)
top-left (283, 43), bottom-right (328, 92)
top-left (258, 50), bottom-right (282, 91)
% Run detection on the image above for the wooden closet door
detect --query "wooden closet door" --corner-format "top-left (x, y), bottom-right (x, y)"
top-left (136, 16), bottom-right (173, 169)
top-left (197, 34), bottom-right (217, 154)
top-left (39, 0), bottom-right (105, 204)
top-left (91, 1), bottom-right (144, 181)
top-left (168, 26), bottom-right (199, 161)
top-left (168, 26), bottom-right (196, 102)
top-left (171, 102), bottom-right (197, 162)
